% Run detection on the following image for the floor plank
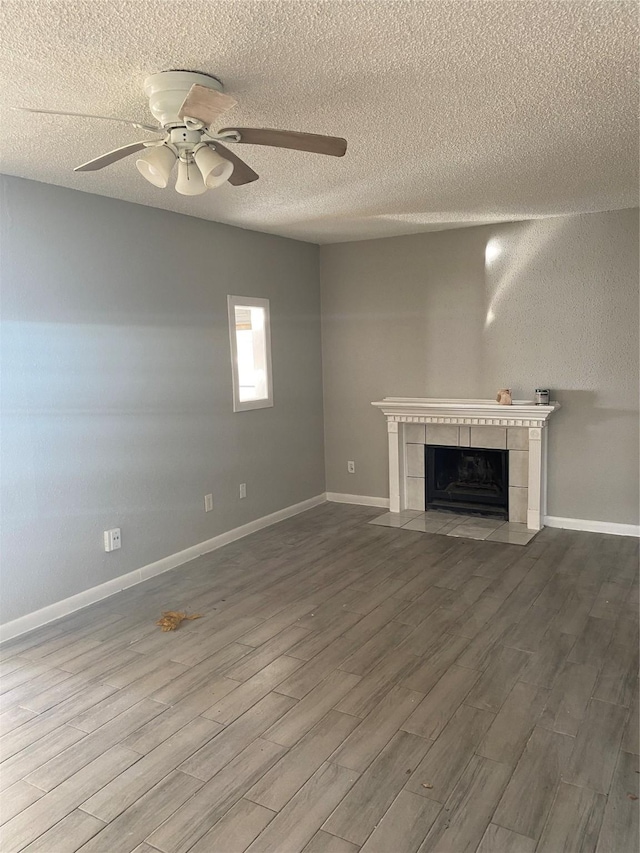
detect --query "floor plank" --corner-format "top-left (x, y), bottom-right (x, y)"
top-left (476, 823), bottom-right (536, 852)
top-left (146, 738), bottom-right (286, 853)
top-left (536, 781), bottom-right (606, 853)
top-left (476, 680), bottom-right (549, 765)
top-left (301, 832), bottom-right (359, 853)
top-left (464, 645), bottom-right (531, 712)
top-left (1, 746), bottom-right (139, 853)
top-left (405, 703), bottom-right (494, 803)
top-left (0, 682), bottom-right (117, 762)
top-left (119, 678), bottom-right (238, 754)
top-left (80, 716), bottom-right (221, 821)
top-left (419, 755), bottom-right (512, 853)
top-left (595, 749), bottom-right (640, 853)
top-left (568, 615), bottom-right (616, 668)
top-left (336, 644), bottom-right (423, 717)
top-left (77, 770), bottom-right (203, 853)
top-left (563, 699), bottom-right (629, 794)
top-left (246, 710), bottom-right (359, 811)
top-left (331, 684), bottom-right (423, 772)
top-left (187, 799), bottom-right (276, 853)
top-left (621, 680), bottom-right (639, 755)
top-left (322, 731), bottom-right (431, 845)
top-left (0, 706), bottom-right (39, 737)
top-left (20, 809), bottom-right (106, 853)
top-left (0, 780), bottom-right (45, 825)
top-left (245, 762), bottom-right (359, 853)
top-left (68, 685), bottom-right (164, 734)
top-left (359, 790), bottom-right (441, 853)
top-left (503, 604), bottom-right (556, 652)
top-left (203, 655), bottom-right (303, 724)
top-left (592, 642), bottom-right (639, 708)
top-left (26, 699), bottom-right (166, 791)
top-left (265, 670), bottom-right (360, 747)
top-left (398, 633), bottom-right (470, 697)
top-left (401, 664), bottom-right (481, 740)
top-left (0, 724), bottom-right (87, 792)
top-left (537, 659), bottom-right (599, 737)
top-left (492, 726), bottom-right (575, 839)
top-left (224, 626), bottom-right (311, 681)
top-left (519, 629), bottom-right (576, 689)
top-left (179, 692), bottom-right (296, 781)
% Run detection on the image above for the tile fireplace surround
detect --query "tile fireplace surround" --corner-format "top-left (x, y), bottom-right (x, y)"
top-left (371, 398), bottom-right (559, 530)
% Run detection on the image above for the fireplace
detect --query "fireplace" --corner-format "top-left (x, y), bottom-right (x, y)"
top-left (372, 398), bottom-right (558, 530)
top-left (426, 445), bottom-right (509, 518)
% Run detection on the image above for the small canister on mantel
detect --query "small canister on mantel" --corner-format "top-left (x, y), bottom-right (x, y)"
top-left (535, 389), bottom-right (550, 405)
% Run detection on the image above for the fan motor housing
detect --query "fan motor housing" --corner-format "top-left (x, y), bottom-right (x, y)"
top-left (144, 71), bottom-right (223, 127)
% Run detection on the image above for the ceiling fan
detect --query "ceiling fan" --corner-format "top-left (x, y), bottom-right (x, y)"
top-left (17, 71), bottom-right (347, 195)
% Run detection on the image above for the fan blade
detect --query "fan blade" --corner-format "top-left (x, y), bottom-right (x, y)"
top-left (14, 107), bottom-right (160, 133)
top-left (219, 128), bottom-right (347, 157)
top-left (178, 85), bottom-right (237, 127)
top-left (74, 141), bottom-right (151, 172)
top-left (214, 142), bottom-right (259, 186)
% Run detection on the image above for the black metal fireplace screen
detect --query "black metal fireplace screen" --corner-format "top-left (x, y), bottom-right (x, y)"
top-left (425, 444), bottom-right (508, 518)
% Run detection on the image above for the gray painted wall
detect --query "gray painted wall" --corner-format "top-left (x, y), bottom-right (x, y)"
top-left (320, 209), bottom-right (639, 525)
top-left (2, 179), bottom-right (637, 626)
top-left (1, 176), bottom-right (324, 623)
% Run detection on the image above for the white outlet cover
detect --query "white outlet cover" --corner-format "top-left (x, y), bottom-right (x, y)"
top-left (204, 494), bottom-right (213, 512)
top-left (103, 528), bottom-right (121, 552)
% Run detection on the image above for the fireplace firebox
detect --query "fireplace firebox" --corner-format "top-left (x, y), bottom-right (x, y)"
top-left (425, 444), bottom-right (508, 518)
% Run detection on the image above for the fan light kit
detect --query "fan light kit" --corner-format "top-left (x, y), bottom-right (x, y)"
top-left (17, 70), bottom-right (347, 195)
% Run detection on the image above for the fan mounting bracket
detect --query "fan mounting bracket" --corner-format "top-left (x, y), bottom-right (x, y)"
top-left (144, 70), bottom-right (224, 128)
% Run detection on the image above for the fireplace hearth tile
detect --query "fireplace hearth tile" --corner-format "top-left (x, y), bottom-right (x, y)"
top-left (446, 519), bottom-right (504, 540)
top-left (487, 524), bottom-right (538, 545)
top-left (424, 510), bottom-right (468, 521)
top-left (367, 512), bottom-right (536, 545)
top-left (402, 515), bottom-right (460, 533)
top-left (448, 517), bottom-right (504, 531)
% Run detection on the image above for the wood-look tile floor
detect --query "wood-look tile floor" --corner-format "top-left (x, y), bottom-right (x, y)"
top-left (1, 502), bottom-right (638, 853)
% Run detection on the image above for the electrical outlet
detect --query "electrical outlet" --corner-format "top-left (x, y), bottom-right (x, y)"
top-left (103, 528), bottom-right (121, 552)
top-left (239, 483), bottom-right (247, 499)
top-left (204, 494), bottom-right (213, 512)
top-left (347, 461), bottom-right (356, 474)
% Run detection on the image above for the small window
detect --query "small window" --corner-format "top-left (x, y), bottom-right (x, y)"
top-left (228, 295), bottom-right (273, 412)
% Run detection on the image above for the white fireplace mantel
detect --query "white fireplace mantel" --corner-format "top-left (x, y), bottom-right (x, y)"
top-left (372, 397), bottom-right (560, 530)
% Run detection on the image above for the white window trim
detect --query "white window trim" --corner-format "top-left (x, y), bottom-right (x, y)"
top-left (227, 294), bottom-right (274, 412)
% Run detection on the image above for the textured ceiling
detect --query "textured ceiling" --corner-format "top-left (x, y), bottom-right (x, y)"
top-left (0, 1), bottom-right (637, 243)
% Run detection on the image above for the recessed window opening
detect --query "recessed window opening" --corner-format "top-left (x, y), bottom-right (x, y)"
top-left (228, 295), bottom-right (273, 412)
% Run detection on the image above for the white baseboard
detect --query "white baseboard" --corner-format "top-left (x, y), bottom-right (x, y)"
top-left (4, 495), bottom-right (635, 643)
top-left (0, 494), bottom-right (327, 644)
top-left (544, 515), bottom-right (639, 537)
top-left (325, 492), bottom-right (390, 509)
